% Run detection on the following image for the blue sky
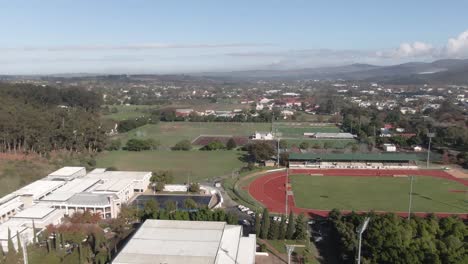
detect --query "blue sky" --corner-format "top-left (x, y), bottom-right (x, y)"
top-left (1, 0), bottom-right (468, 74)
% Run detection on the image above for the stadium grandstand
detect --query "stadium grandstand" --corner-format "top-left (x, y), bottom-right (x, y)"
top-left (288, 153), bottom-right (420, 169)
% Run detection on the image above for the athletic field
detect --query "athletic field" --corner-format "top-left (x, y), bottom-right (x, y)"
top-left (291, 175), bottom-right (467, 213)
top-left (248, 169), bottom-right (468, 218)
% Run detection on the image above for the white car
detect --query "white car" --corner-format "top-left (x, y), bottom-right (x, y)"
top-left (247, 210), bottom-right (254, 216)
top-left (241, 207), bottom-right (250, 212)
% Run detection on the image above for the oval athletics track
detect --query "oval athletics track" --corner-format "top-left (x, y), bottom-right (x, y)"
top-left (248, 169), bottom-right (468, 219)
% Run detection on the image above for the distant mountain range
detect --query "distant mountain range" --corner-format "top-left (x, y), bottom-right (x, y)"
top-left (196, 59), bottom-right (468, 84)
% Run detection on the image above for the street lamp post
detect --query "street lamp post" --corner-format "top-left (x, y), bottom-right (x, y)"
top-left (356, 217), bottom-right (370, 264)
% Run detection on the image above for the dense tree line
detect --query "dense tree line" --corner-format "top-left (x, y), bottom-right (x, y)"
top-left (328, 210), bottom-right (467, 264)
top-left (0, 83), bottom-right (107, 154)
top-left (138, 200), bottom-right (238, 224)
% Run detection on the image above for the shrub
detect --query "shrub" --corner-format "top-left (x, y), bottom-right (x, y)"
top-left (172, 140), bottom-right (192, 151)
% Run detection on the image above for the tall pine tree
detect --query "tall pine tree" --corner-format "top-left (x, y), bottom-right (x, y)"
top-left (278, 215), bottom-right (286, 240)
top-left (268, 220), bottom-right (279, 240)
top-left (260, 208), bottom-right (270, 239)
top-left (254, 213), bottom-right (261, 236)
top-left (294, 213), bottom-right (308, 240)
top-left (286, 211), bottom-right (295, 239)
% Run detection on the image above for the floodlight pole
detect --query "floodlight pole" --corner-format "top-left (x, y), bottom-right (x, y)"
top-left (408, 175), bottom-right (414, 221)
top-left (285, 244), bottom-right (295, 264)
top-left (356, 217), bottom-right (370, 264)
top-left (285, 168), bottom-right (289, 215)
top-left (277, 137), bottom-right (280, 167)
top-left (426, 133), bottom-right (435, 168)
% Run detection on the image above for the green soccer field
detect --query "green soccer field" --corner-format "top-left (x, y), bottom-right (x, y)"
top-left (116, 122), bottom-right (271, 148)
top-left (290, 175), bottom-right (467, 213)
top-left (96, 150), bottom-right (245, 183)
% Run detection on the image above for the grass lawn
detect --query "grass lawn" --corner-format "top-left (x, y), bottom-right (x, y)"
top-left (267, 239), bottom-right (319, 264)
top-left (96, 150), bottom-right (245, 183)
top-left (291, 175), bottom-right (467, 213)
top-left (117, 122), bottom-right (271, 148)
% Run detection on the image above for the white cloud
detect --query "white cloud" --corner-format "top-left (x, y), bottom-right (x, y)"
top-left (446, 30), bottom-right (468, 57)
top-left (377, 41), bottom-right (434, 58)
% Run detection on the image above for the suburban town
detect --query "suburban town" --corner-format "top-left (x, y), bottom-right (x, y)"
top-left (0, 1), bottom-right (467, 264)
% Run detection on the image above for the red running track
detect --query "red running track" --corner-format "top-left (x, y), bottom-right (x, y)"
top-left (248, 169), bottom-right (467, 219)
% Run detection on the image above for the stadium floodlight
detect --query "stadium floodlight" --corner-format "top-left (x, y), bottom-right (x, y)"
top-left (285, 244), bottom-right (296, 264)
top-left (408, 175), bottom-right (414, 221)
top-left (426, 132), bottom-right (435, 168)
top-left (356, 217), bottom-right (370, 264)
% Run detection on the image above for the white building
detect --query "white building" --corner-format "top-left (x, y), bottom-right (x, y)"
top-left (0, 167), bottom-right (153, 251)
top-left (383, 143), bottom-right (397, 152)
top-left (251, 131), bottom-right (274, 140)
top-left (113, 220), bottom-right (256, 264)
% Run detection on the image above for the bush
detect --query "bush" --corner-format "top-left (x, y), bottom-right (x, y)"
top-left (299, 141), bottom-right (310, 150)
top-left (172, 140), bottom-right (192, 151)
top-left (105, 139), bottom-right (121, 151)
top-left (201, 140), bottom-right (225, 151)
top-left (188, 183), bottom-right (200, 193)
top-left (124, 138), bottom-right (159, 151)
top-left (226, 138), bottom-right (237, 150)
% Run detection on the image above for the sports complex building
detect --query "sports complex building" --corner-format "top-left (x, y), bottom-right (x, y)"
top-left (288, 153), bottom-right (420, 169)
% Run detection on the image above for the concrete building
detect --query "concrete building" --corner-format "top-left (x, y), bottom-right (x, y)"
top-left (113, 220), bottom-right (256, 264)
top-left (383, 143), bottom-right (397, 152)
top-left (251, 131), bottom-right (274, 140)
top-left (10, 205), bottom-right (64, 228)
top-left (47, 166), bottom-right (86, 181)
top-left (0, 221), bottom-right (33, 252)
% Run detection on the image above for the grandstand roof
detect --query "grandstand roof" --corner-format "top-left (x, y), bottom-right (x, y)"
top-left (289, 153), bottom-right (420, 161)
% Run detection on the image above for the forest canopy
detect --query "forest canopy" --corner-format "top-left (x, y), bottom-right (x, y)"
top-left (0, 83), bottom-right (107, 154)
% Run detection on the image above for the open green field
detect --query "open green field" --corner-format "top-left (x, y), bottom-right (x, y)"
top-left (96, 150), bottom-right (245, 183)
top-left (118, 122), bottom-right (271, 148)
top-left (291, 175), bottom-right (467, 213)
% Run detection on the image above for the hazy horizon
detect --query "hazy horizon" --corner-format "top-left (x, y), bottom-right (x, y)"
top-left (1, 1), bottom-right (468, 74)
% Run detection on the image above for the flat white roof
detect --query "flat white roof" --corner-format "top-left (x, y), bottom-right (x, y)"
top-left (113, 220), bottom-right (254, 264)
top-left (0, 221), bottom-right (28, 240)
top-left (48, 166), bottom-right (86, 177)
top-left (94, 178), bottom-right (133, 193)
top-left (0, 200), bottom-right (23, 216)
top-left (86, 171), bottom-right (151, 182)
top-left (15, 180), bottom-right (66, 200)
top-left (11, 205), bottom-right (56, 219)
top-left (39, 178), bottom-right (100, 202)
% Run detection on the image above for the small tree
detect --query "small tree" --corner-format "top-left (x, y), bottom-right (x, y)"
top-left (268, 220), bottom-right (279, 240)
top-left (183, 198), bottom-right (198, 209)
top-left (279, 140), bottom-right (288, 149)
top-left (254, 212), bottom-right (261, 236)
top-left (260, 208), bottom-right (270, 239)
top-left (188, 183), bottom-right (200, 193)
top-left (278, 215), bottom-right (286, 240)
top-left (294, 213), bottom-right (308, 240)
top-left (226, 138), bottom-right (237, 150)
top-left (172, 140), bottom-right (192, 151)
top-left (299, 141), bottom-right (310, 150)
top-left (203, 141), bottom-right (225, 151)
top-left (286, 211), bottom-right (295, 239)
